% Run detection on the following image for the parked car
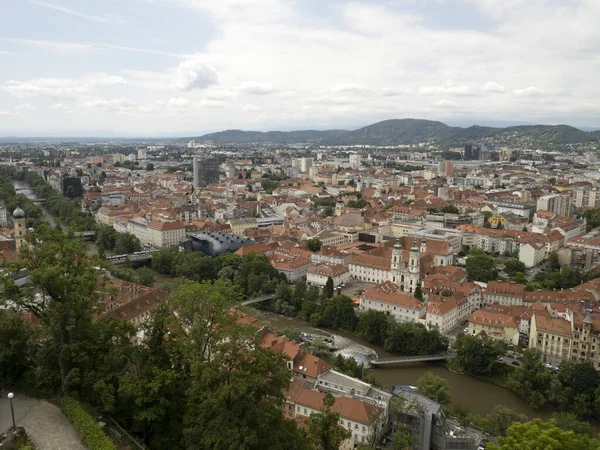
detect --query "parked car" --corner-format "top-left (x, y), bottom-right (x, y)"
top-left (511, 360), bottom-right (521, 366)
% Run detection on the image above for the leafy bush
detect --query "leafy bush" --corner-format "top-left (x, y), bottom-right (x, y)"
top-left (60, 396), bottom-right (116, 450)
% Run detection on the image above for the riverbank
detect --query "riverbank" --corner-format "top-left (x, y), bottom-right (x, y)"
top-left (250, 308), bottom-right (555, 419)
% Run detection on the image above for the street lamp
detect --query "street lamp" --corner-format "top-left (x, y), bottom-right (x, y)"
top-left (7, 392), bottom-right (16, 430)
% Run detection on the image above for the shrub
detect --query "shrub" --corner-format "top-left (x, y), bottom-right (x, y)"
top-left (59, 396), bottom-right (116, 450)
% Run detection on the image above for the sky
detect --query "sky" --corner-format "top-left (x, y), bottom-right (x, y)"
top-left (0, 0), bottom-right (599, 136)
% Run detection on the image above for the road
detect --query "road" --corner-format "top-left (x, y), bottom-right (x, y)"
top-left (0, 394), bottom-right (85, 449)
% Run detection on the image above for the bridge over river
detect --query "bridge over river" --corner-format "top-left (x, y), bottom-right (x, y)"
top-left (370, 352), bottom-right (454, 366)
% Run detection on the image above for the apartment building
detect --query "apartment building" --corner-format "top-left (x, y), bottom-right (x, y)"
top-left (483, 281), bottom-right (525, 307)
top-left (529, 314), bottom-right (572, 367)
top-left (146, 221), bottom-right (187, 248)
top-left (307, 263), bottom-right (350, 288)
top-left (467, 309), bottom-right (519, 345)
top-left (359, 281), bottom-right (426, 323)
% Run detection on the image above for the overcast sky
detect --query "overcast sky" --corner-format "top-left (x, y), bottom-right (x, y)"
top-left (1, 0), bottom-right (599, 136)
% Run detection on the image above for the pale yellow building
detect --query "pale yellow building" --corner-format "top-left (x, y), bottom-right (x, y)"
top-left (529, 314), bottom-right (572, 367)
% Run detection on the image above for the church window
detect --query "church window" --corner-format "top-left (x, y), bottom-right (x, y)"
top-left (401, 275), bottom-right (404, 282)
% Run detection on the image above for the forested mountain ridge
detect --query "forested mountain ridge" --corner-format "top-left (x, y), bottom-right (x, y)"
top-left (195, 118), bottom-right (599, 147)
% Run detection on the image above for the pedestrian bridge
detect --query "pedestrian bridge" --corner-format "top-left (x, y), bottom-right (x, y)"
top-left (370, 352), bottom-right (453, 366)
top-left (241, 294), bottom-right (275, 306)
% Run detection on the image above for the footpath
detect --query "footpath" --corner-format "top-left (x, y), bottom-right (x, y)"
top-left (0, 394), bottom-right (86, 450)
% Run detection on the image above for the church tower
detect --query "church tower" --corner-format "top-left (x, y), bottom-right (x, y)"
top-left (420, 239), bottom-right (427, 253)
top-left (335, 195), bottom-right (344, 217)
top-left (13, 206), bottom-right (26, 250)
top-left (408, 238), bottom-right (420, 292)
top-left (391, 239), bottom-right (402, 272)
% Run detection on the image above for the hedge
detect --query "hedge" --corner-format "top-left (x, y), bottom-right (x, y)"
top-left (59, 396), bottom-right (117, 450)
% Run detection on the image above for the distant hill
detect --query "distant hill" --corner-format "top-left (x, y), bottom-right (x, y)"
top-left (195, 119), bottom-right (600, 147)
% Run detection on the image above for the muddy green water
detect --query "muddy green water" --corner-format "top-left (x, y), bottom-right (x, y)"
top-left (254, 309), bottom-right (553, 419)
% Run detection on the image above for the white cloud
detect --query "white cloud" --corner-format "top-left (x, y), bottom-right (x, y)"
top-left (199, 99), bottom-right (225, 108)
top-left (0, 111), bottom-right (22, 117)
top-left (81, 98), bottom-right (136, 112)
top-left (434, 100), bottom-right (459, 108)
top-left (242, 104), bottom-right (260, 112)
top-left (382, 88), bottom-right (411, 97)
top-left (174, 58), bottom-right (218, 91)
top-left (167, 97), bottom-right (190, 107)
top-left (237, 81), bottom-right (276, 95)
top-left (49, 103), bottom-right (72, 112)
top-left (514, 86), bottom-right (544, 96)
top-left (30, 1), bottom-right (125, 25)
top-left (419, 85), bottom-right (471, 96)
top-left (15, 103), bottom-right (36, 111)
top-left (331, 83), bottom-right (369, 94)
top-left (481, 81), bottom-right (507, 93)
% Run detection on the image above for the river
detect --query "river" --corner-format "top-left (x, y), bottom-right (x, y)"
top-left (12, 180), bottom-right (60, 229)
top-left (252, 309), bottom-right (553, 419)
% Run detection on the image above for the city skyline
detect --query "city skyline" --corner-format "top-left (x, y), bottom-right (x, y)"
top-left (1, 0), bottom-right (600, 135)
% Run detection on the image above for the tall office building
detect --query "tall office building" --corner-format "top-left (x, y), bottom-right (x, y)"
top-left (193, 155), bottom-right (220, 188)
top-left (537, 194), bottom-right (573, 217)
top-left (349, 153), bottom-right (361, 169)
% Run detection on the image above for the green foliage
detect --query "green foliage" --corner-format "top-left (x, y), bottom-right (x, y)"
top-left (12, 169), bottom-right (96, 231)
top-left (324, 276), bottom-right (334, 298)
top-left (528, 266), bottom-right (589, 291)
top-left (485, 405), bottom-right (528, 437)
top-left (503, 259), bottom-right (526, 277)
top-left (384, 322), bottom-right (448, 355)
top-left (487, 419), bottom-right (600, 450)
top-left (114, 232), bottom-right (142, 254)
top-left (508, 350), bottom-right (553, 409)
top-left (307, 393), bottom-right (351, 450)
top-left (555, 361), bottom-right (600, 417)
top-left (552, 412), bottom-right (595, 437)
top-left (356, 310), bottom-right (393, 347)
top-left (151, 247), bottom-right (179, 276)
top-left (453, 334), bottom-right (507, 376)
top-left (60, 396), bottom-right (117, 450)
top-left (310, 294), bottom-right (357, 332)
top-left (307, 238), bottom-right (322, 252)
top-left (110, 266), bottom-right (154, 287)
top-left (183, 324), bottom-right (310, 450)
top-left (466, 248), bottom-right (497, 282)
top-left (416, 372), bottom-right (451, 406)
top-left (334, 354), bottom-right (364, 380)
top-left (584, 208), bottom-right (600, 231)
top-left (440, 205), bottom-right (460, 214)
top-left (0, 308), bottom-right (36, 390)
top-left (413, 283), bottom-right (423, 301)
top-left (346, 199), bottom-right (368, 209)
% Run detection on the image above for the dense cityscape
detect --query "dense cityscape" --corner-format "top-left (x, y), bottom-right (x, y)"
top-left (3, 1), bottom-right (600, 449)
top-left (1, 126), bottom-right (600, 450)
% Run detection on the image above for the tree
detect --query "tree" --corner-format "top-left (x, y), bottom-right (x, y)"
top-left (508, 349), bottom-right (553, 409)
top-left (504, 259), bottom-right (526, 277)
top-left (356, 310), bottom-right (392, 347)
top-left (384, 322), bottom-right (448, 355)
top-left (487, 419), bottom-right (600, 450)
top-left (549, 251), bottom-right (561, 271)
top-left (308, 393), bottom-right (351, 450)
top-left (453, 334), bottom-right (507, 376)
top-left (12, 227), bottom-right (107, 395)
top-left (556, 361), bottom-right (600, 417)
top-left (136, 267), bottom-right (155, 287)
top-left (307, 238), bottom-right (322, 252)
top-left (324, 276), bottom-right (334, 298)
top-left (414, 283), bottom-right (423, 301)
top-left (145, 163), bottom-right (154, 171)
top-left (183, 325), bottom-right (310, 450)
top-left (466, 249), bottom-right (497, 282)
top-left (551, 412), bottom-right (595, 437)
top-left (152, 247), bottom-right (179, 276)
top-left (486, 405), bottom-right (528, 437)
top-left (0, 308), bottom-right (36, 390)
top-left (416, 372), bottom-right (450, 406)
top-left (114, 232), bottom-right (142, 254)
top-left (440, 205), bottom-right (460, 214)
